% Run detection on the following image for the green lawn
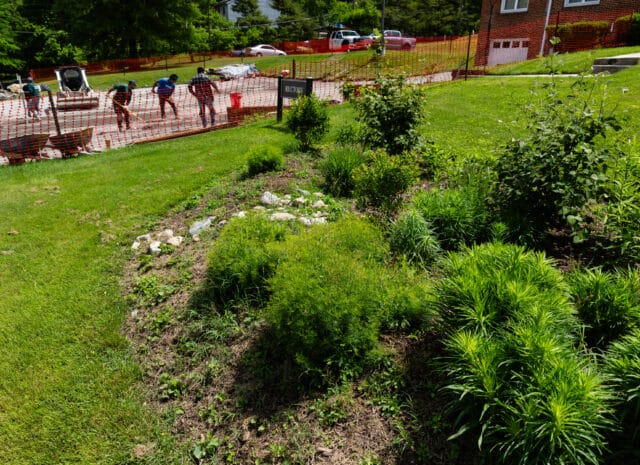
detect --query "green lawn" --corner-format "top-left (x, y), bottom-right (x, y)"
top-left (2, 57), bottom-right (639, 464)
top-left (487, 45), bottom-right (640, 74)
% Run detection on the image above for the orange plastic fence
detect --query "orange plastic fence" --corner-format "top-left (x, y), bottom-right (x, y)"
top-left (3, 36), bottom-right (477, 166)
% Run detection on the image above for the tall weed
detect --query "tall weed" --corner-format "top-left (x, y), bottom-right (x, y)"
top-left (318, 145), bottom-right (367, 197)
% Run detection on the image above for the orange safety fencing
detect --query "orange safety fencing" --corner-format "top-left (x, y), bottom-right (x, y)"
top-left (2, 34), bottom-right (477, 166)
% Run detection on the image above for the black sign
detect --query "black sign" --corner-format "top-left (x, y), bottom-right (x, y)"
top-left (281, 79), bottom-right (308, 98)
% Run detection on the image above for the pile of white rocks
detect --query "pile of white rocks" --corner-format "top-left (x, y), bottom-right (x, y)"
top-left (131, 190), bottom-right (331, 253)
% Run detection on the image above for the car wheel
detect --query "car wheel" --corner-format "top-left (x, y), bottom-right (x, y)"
top-left (403, 44), bottom-right (411, 51)
top-left (256, 52), bottom-right (262, 57)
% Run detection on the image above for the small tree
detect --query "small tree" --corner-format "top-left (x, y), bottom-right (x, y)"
top-left (286, 94), bottom-right (329, 151)
top-left (352, 75), bottom-right (426, 155)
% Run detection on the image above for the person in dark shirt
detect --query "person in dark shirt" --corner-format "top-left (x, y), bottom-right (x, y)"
top-left (151, 74), bottom-right (179, 119)
top-left (188, 67), bottom-right (220, 127)
top-left (23, 77), bottom-right (42, 120)
top-left (107, 80), bottom-right (137, 131)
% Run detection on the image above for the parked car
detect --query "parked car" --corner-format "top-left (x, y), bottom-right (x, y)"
top-left (382, 30), bottom-right (417, 51)
top-left (245, 44), bottom-right (287, 57)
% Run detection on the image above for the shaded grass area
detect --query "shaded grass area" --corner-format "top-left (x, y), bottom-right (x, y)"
top-left (0, 123), bottom-right (293, 464)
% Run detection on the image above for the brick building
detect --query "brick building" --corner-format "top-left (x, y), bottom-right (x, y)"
top-left (475, 0), bottom-right (639, 66)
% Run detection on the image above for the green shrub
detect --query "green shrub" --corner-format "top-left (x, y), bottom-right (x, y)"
top-left (204, 212), bottom-right (292, 310)
top-left (245, 145), bottom-right (285, 177)
top-left (491, 76), bottom-right (621, 246)
top-left (389, 208), bottom-right (441, 268)
top-left (568, 268), bottom-right (640, 350)
top-left (353, 150), bottom-right (418, 216)
top-left (603, 329), bottom-right (640, 445)
top-left (318, 145), bottom-right (367, 197)
top-left (352, 75), bottom-right (426, 155)
top-left (438, 243), bottom-right (613, 465)
top-left (286, 94), bottom-right (330, 151)
top-left (265, 216), bottom-right (389, 382)
top-left (412, 187), bottom-right (491, 251)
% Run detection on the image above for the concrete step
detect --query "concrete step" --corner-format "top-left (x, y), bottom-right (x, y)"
top-left (592, 64), bottom-right (635, 74)
top-left (593, 57), bottom-right (640, 66)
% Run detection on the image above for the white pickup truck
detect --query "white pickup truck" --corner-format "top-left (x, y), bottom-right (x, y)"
top-left (383, 30), bottom-right (417, 51)
top-left (328, 30), bottom-right (373, 52)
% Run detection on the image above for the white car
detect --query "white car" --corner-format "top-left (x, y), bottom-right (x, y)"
top-left (245, 44), bottom-right (287, 57)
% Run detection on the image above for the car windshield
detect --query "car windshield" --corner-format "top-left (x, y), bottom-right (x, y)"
top-left (342, 31), bottom-right (359, 37)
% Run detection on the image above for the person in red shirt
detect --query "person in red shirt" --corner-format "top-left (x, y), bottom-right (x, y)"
top-left (188, 67), bottom-right (220, 127)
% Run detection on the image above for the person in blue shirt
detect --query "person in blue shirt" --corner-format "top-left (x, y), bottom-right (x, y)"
top-left (107, 80), bottom-right (136, 131)
top-left (151, 73), bottom-right (179, 119)
top-left (188, 67), bottom-right (220, 127)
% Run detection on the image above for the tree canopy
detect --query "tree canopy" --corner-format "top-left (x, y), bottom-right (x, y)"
top-left (2, 0), bottom-right (482, 74)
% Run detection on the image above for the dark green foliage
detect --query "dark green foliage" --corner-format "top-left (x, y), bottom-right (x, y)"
top-left (351, 75), bottom-right (426, 155)
top-left (603, 329), bottom-right (640, 445)
top-left (412, 187), bottom-right (491, 251)
top-left (491, 77), bottom-right (621, 246)
top-left (353, 150), bottom-right (419, 216)
top-left (245, 145), bottom-right (285, 177)
top-left (265, 216), bottom-right (390, 382)
top-left (389, 209), bottom-right (441, 268)
top-left (568, 268), bottom-right (640, 350)
top-left (286, 94), bottom-right (330, 151)
top-left (438, 243), bottom-right (613, 465)
top-left (204, 213), bottom-right (292, 310)
top-left (318, 145), bottom-right (367, 197)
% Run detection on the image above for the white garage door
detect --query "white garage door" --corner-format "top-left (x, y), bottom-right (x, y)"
top-left (488, 38), bottom-right (529, 66)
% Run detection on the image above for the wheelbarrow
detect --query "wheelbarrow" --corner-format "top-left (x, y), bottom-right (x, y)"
top-left (0, 133), bottom-right (51, 164)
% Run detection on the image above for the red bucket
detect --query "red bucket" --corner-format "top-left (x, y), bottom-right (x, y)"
top-left (230, 92), bottom-right (242, 108)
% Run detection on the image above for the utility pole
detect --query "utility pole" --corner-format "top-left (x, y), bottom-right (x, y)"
top-left (380, 0), bottom-right (386, 57)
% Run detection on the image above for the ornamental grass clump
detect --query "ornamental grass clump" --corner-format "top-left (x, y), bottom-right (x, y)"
top-left (437, 242), bottom-right (614, 465)
top-left (389, 208), bottom-right (441, 269)
top-left (568, 267), bottom-right (640, 350)
top-left (318, 145), bottom-right (367, 197)
top-left (203, 212), bottom-right (293, 310)
top-left (411, 187), bottom-right (491, 251)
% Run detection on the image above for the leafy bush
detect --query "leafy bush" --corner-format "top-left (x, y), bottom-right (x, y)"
top-left (318, 145), bottom-right (367, 197)
top-left (352, 75), bottom-right (426, 155)
top-left (412, 187), bottom-right (491, 251)
top-left (491, 76), bottom-right (621, 246)
top-left (245, 145), bottom-right (285, 177)
top-left (204, 212), bottom-right (292, 310)
top-left (437, 243), bottom-right (613, 465)
top-left (265, 216), bottom-right (390, 382)
top-left (603, 329), bottom-right (640, 445)
top-left (568, 268), bottom-right (640, 350)
top-left (353, 150), bottom-right (418, 216)
top-left (389, 208), bottom-right (441, 268)
top-left (286, 94), bottom-right (330, 151)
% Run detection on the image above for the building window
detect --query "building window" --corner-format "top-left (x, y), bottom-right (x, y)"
top-left (564, 0), bottom-right (599, 6)
top-left (501, 0), bottom-right (528, 13)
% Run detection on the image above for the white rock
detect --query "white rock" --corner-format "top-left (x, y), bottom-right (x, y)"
top-left (261, 191), bottom-right (281, 206)
top-left (158, 229), bottom-right (174, 241)
top-left (296, 188), bottom-right (310, 195)
top-left (149, 241), bottom-right (162, 255)
top-left (312, 200), bottom-right (327, 209)
top-left (131, 240), bottom-right (141, 250)
top-left (253, 205), bottom-right (266, 211)
top-left (166, 236), bottom-right (183, 247)
top-left (313, 192), bottom-right (324, 197)
top-left (293, 197), bottom-right (307, 206)
top-left (270, 212), bottom-right (297, 221)
top-left (233, 211), bottom-right (246, 218)
top-left (136, 233), bottom-right (152, 242)
top-left (189, 218), bottom-right (213, 236)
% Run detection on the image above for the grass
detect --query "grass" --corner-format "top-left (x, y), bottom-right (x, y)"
top-left (487, 45), bottom-right (640, 74)
top-left (0, 121), bottom-right (294, 464)
top-left (2, 47), bottom-right (640, 463)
